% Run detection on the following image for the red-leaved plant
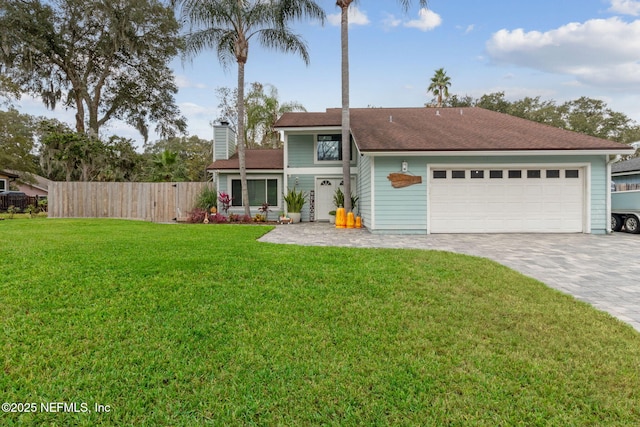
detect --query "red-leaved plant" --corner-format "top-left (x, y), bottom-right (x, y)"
top-left (218, 192), bottom-right (232, 213)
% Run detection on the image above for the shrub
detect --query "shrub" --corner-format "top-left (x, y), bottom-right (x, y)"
top-left (195, 185), bottom-right (217, 211)
top-left (187, 208), bottom-right (207, 223)
top-left (211, 213), bottom-right (228, 223)
top-left (6, 205), bottom-right (16, 219)
top-left (25, 204), bottom-right (38, 218)
top-left (258, 202), bottom-right (271, 221)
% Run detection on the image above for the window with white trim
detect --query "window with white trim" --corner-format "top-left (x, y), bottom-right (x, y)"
top-left (0, 179), bottom-right (5, 191)
top-left (231, 179), bottom-right (278, 207)
top-left (315, 134), bottom-right (353, 162)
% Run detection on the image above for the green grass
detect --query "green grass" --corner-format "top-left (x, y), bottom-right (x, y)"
top-left (1, 219), bottom-right (639, 426)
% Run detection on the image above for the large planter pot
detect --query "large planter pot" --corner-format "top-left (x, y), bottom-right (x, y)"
top-left (288, 212), bottom-right (301, 223)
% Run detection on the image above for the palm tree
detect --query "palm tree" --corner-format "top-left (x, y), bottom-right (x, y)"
top-left (336, 0), bottom-right (427, 212)
top-left (175, 0), bottom-right (325, 216)
top-left (428, 67), bottom-right (451, 108)
top-left (246, 83), bottom-right (307, 148)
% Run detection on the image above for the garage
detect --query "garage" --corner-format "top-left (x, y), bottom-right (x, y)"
top-left (428, 166), bottom-right (585, 233)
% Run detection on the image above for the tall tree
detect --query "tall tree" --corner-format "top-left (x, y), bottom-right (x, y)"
top-left (215, 83), bottom-right (306, 148)
top-left (144, 135), bottom-right (213, 181)
top-left (337, 0), bottom-right (427, 212)
top-left (0, 0), bottom-right (186, 141)
top-left (148, 149), bottom-right (187, 182)
top-left (175, 0), bottom-right (324, 216)
top-left (0, 109), bottom-right (38, 173)
top-left (246, 83), bottom-right (306, 148)
top-left (427, 67), bottom-right (451, 108)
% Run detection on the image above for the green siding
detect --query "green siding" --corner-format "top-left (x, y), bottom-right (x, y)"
top-left (589, 156), bottom-right (608, 234)
top-left (357, 154), bottom-right (372, 227)
top-left (368, 154), bottom-right (609, 234)
top-left (287, 135), bottom-right (315, 167)
top-left (286, 175), bottom-right (315, 221)
top-left (372, 157), bottom-right (427, 233)
top-left (213, 125), bottom-right (236, 161)
top-left (287, 134), bottom-right (358, 169)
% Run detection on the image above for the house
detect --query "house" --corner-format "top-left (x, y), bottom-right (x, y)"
top-left (612, 157), bottom-right (640, 191)
top-left (0, 170), bottom-right (50, 197)
top-left (0, 170), bottom-right (19, 192)
top-left (208, 107), bottom-right (633, 234)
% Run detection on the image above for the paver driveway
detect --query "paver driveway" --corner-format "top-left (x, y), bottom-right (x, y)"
top-left (260, 223), bottom-right (640, 332)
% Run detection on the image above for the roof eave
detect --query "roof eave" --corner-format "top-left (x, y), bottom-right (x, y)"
top-left (361, 148), bottom-right (635, 157)
top-left (206, 168), bottom-right (284, 173)
top-left (277, 126), bottom-right (342, 132)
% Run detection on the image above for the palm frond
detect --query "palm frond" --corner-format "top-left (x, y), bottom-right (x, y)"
top-left (256, 28), bottom-right (310, 65)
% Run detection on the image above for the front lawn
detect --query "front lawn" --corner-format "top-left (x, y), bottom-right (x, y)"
top-left (1, 220), bottom-right (639, 426)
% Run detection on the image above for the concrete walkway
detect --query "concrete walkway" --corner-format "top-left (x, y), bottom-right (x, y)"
top-left (259, 223), bottom-right (640, 332)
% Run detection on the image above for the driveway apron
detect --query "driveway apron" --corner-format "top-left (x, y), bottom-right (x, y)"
top-left (259, 223), bottom-right (640, 332)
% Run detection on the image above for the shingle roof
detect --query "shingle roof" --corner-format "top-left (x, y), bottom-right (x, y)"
top-left (276, 107), bottom-right (633, 152)
top-left (4, 169), bottom-right (50, 190)
top-left (207, 149), bottom-right (283, 171)
top-left (0, 170), bottom-right (20, 179)
top-left (612, 157), bottom-right (640, 174)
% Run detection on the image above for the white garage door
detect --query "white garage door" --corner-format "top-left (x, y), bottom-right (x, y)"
top-left (429, 167), bottom-right (585, 233)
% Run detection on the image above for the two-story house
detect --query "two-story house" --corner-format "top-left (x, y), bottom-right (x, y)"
top-left (208, 107), bottom-right (633, 234)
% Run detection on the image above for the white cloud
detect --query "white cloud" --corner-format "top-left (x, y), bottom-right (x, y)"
top-left (179, 102), bottom-right (217, 117)
top-left (382, 13), bottom-right (402, 30)
top-left (327, 5), bottom-right (370, 27)
top-left (486, 17), bottom-right (640, 88)
top-left (609, 0), bottom-right (640, 16)
top-left (175, 75), bottom-right (208, 90)
top-left (403, 8), bottom-right (442, 32)
top-left (456, 24), bottom-right (475, 35)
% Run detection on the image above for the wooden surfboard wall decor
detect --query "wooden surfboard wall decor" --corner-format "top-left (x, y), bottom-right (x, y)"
top-left (387, 173), bottom-right (423, 188)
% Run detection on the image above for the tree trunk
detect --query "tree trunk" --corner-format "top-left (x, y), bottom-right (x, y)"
top-left (340, 3), bottom-right (352, 213)
top-left (237, 60), bottom-right (250, 217)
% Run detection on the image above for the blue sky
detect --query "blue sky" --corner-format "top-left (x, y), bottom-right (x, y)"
top-left (15, 0), bottom-right (640, 147)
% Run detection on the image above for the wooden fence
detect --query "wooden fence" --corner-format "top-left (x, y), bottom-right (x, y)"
top-left (49, 182), bottom-right (209, 223)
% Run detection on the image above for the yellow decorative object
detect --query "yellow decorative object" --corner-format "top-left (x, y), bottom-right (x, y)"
top-left (335, 207), bottom-right (346, 229)
top-left (210, 207), bottom-right (217, 213)
top-left (355, 216), bottom-right (362, 228)
top-left (346, 212), bottom-right (355, 228)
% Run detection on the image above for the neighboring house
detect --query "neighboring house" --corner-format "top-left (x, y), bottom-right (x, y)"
top-left (9, 170), bottom-right (50, 198)
top-left (611, 157), bottom-right (640, 190)
top-left (0, 170), bottom-right (19, 192)
top-left (209, 107), bottom-right (633, 234)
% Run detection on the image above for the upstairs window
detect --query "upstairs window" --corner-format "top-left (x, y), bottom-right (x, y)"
top-left (317, 134), bottom-right (341, 161)
top-left (316, 134), bottom-right (352, 162)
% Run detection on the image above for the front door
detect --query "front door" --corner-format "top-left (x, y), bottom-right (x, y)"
top-left (316, 178), bottom-right (343, 221)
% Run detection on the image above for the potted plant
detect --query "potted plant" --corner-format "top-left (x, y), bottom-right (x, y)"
top-left (283, 187), bottom-right (307, 223)
top-left (333, 188), bottom-right (359, 212)
top-left (329, 210), bottom-right (336, 224)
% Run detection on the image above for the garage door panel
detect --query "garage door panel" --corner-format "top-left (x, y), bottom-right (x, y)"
top-left (429, 167), bottom-right (584, 233)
